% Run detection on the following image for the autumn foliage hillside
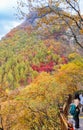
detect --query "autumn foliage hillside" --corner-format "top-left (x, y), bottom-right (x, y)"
top-left (0, 16), bottom-right (83, 129)
top-left (0, 26), bottom-right (71, 91)
top-left (1, 58), bottom-right (83, 130)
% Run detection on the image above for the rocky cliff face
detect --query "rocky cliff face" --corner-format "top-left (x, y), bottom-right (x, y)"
top-left (1, 8), bottom-right (83, 55)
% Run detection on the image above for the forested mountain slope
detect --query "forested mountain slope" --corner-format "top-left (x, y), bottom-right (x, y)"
top-left (0, 10), bottom-right (83, 130)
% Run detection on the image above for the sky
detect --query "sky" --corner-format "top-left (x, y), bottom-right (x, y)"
top-left (0, 0), bottom-right (83, 40)
top-left (0, 0), bottom-right (23, 39)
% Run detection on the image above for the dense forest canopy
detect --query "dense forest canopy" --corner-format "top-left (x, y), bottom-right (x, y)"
top-left (0, 0), bottom-right (83, 130)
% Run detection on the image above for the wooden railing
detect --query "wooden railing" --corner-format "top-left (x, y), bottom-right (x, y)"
top-left (0, 105), bottom-right (3, 130)
top-left (59, 94), bottom-right (74, 130)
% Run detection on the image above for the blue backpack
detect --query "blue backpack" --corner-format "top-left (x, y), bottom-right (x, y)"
top-left (69, 104), bottom-right (76, 116)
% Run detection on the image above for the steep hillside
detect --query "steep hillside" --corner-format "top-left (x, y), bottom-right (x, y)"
top-left (0, 15), bottom-right (73, 91)
top-left (0, 10), bottom-right (83, 130)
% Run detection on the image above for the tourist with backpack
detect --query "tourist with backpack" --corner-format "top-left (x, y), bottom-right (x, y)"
top-left (69, 93), bottom-right (80, 129)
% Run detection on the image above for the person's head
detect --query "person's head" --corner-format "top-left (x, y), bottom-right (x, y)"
top-left (74, 93), bottom-right (80, 100)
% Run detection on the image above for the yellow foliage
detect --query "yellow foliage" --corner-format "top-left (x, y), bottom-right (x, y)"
top-left (1, 72), bottom-right (72, 130)
top-left (1, 58), bottom-right (83, 129)
top-left (55, 61), bottom-right (83, 91)
top-left (80, 29), bottom-right (83, 34)
top-left (5, 89), bottom-right (10, 94)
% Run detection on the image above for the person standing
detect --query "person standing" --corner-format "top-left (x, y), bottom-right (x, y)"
top-left (73, 93), bottom-right (80, 129)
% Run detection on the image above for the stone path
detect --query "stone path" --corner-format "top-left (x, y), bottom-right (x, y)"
top-left (68, 113), bottom-right (83, 130)
top-left (79, 116), bottom-right (83, 130)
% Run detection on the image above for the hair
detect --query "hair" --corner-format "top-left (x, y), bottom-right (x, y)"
top-left (74, 93), bottom-right (80, 100)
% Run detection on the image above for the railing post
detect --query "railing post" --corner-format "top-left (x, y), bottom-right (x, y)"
top-left (0, 105), bottom-right (4, 130)
top-left (59, 94), bottom-right (74, 130)
top-left (63, 94), bottom-right (72, 118)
